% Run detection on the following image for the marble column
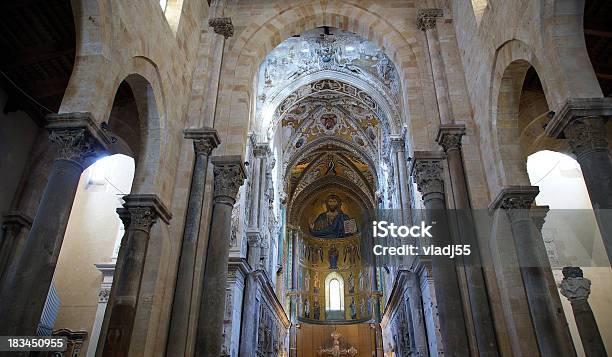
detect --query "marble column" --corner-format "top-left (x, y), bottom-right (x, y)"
top-left (0, 113), bottom-right (110, 337)
top-left (545, 98), bottom-right (612, 264)
top-left (490, 186), bottom-right (576, 356)
top-left (239, 270), bottom-right (262, 357)
top-left (166, 128), bottom-right (219, 357)
top-left (560, 267), bottom-right (607, 357)
top-left (390, 137), bottom-right (412, 224)
top-left (0, 211), bottom-right (32, 281)
top-left (410, 152), bottom-right (470, 356)
top-left (195, 156), bottom-right (245, 357)
top-left (102, 194), bottom-right (171, 357)
top-left (437, 125), bottom-right (500, 356)
top-left (417, 8), bottom-right (452, 125)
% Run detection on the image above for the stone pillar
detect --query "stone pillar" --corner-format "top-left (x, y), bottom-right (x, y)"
top-left (545, 98), bottom-right (612, 264)
top-left (560, 267), bottom-right (607, 357)
top-left (405, 272), bottom-right (429, 356)
top-left (410, 152), bottom-right (470, 356)
top-left (390, 136), bottom-right (412, 224)
top-left (0, 211), bottom-right (32, 281)
top-left (417, 8), bottom-right (453, 125)
top-left (195, 156), bottom-right (245, 357)
top-left (102, 194), bottom-right (171, 357)
top-left (239, 270), bottom-right (262, 357)
top-left (166, 128), bottom-right (219, 357)
top-left (437, 125), bottom-right (500, 356)
top-left (0, 113), bottom-right (110, 337)
top-left (490, 186), bottom-right (576, 356)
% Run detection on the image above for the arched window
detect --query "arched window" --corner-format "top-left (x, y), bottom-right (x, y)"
top-left (325, 272), bottom-right (345, 312)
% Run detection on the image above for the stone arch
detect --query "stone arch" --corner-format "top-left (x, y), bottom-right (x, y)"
top-left (163, 0), bottom-right (185, 34)
top-left (489, 40), bottom-right (558, 188)
top-left (216, 0), bottom-right (427, 155)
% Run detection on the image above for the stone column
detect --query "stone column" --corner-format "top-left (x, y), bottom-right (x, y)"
top-left (545, 98), bottom-right (612, 264)
top-left (437, 125), bottom-right (500, 356)
top-left (195, 156), bottom-right (245, 357)
top-left (0, 211), bottom-right (32, 281)
top-left (560, 267), bottom-right (607, 357)
top-left (417, 8), bottom-right (452, 125)
top-left (102, 194), bottom-right (171, 357)
top-left (390, 137), bottom-right (412, 224)
top-left (0, 113), bottom-right (110, 337)
top-left (239, 270), bottom-right (262, 357)
top-left (490, 186), bottom-right (576, 356)
top-left (410, 152), bottom-right (470, 356)
top-left (166, 128), bottom-right (219, 357)
top-left (405, 272), bottom-right (429, 356)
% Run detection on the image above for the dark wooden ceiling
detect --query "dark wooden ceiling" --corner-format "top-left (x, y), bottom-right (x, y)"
top-left (584, 0), bottom-right (612, 97)
top-left (0, 0), bottom-right (75, 125)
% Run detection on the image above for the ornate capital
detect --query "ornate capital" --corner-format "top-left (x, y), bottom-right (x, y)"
top-left (98, 288), bottom-right (111, 303)
top-left (46, 112), bottom-right (111, 168)
top-left (118, 194), bottom-right (172, 234)
top-left (489, 186), bottom-right (539, 222)
top-left (390, 136), bottom-right (405, 153)
top-left (253, 143), bottom-right (272, 158)
top-left (184, 127), bottom-right (220, 156)
top-left (209, 17), bottom-right (234, 39)
top-left (411, 158), bottom-right (444, 195)
top-left (564, 117), bottom-right (608, 159)
top-left (436, 124), bottom-right (466, 153)
top-left (417, 8), bottom-right (443, 31)
top-left (212, 155), bottom-right (246, 205)
top-left (560, 267), bottom-right (591, 302)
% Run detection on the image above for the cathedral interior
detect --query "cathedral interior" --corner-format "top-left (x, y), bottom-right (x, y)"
top-left (0, 0), bottom-right (612, 356)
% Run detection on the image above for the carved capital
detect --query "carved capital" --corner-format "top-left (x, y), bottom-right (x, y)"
top-left (253, 143), bottom-right (272, 158)
top-left (390, 136), bottom-right (405, 153)
top-left (411, 159), bottom-right (444, 195)
top-left (564, 117), bottom-right (608, 159)
top-left (98, 288), bottom-right (111, 303)
top-left (185, 127), bottom-right (220, 156)
top-left (436, 124), bottom-right (466, 153)
top-left (489, 186), bottom-right (539, 222)
top-left (209, 17), bottom-right (234, 39)
top-left (212, 156), bottom-right (246, 204)
top-left (417, 8), bottom-right (443, 31)
top-left (46, 112), bottom-right (111, 168)
top-left (118, 194), bottom-right (172, 234)
top-left (560, 267), bottom-right (591, 302)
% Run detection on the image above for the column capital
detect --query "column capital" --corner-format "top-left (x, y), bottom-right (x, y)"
top-left (489, 186), bottom-right (539, 210)
top-left (208, 17), bottom-right (234, 39)
top-left (416, 8), bottom-right (443, 31)
top-left (253, 143), bottom-right (272, 158)
top-left (118, 194), bottom-right (172, 233)
top-left (560, 267), bottom-right (591, 302)
top-left (46, 112), bottom-right (112, 169)
top-left (410, 151), bottom-right (445, 195)
top-left (211, 155), bottom-right (246, 205)
top-left (436, 124), bottom-right (466, 153)
top-left (2, 211), bottom-right (33, 231)
top-left (390, 136), bottom-right (405, 152)
top-left (544, 98), bottom-right (612, 158)
top-left (184, 127), bottom-right (220, 156)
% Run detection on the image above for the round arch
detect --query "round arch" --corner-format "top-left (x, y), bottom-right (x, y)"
top-left (215, 0), bottom-right (428, 155)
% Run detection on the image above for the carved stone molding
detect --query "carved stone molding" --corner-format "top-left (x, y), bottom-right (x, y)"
top-left (212, 155), bottom-right (246, 205)
top-left (117, 194), bottom-right (172, 233)
top-left (185, 127), bottom-right (221, 156)
top-left (410, 152), bottom-right (445, 195)
top-left (560, 267), bottom-right (591, 302)
top-left (1, 211), bottom-right (33, 232)
top-left (99, 287), bottom-right (111, 303)
top-left (209, 17), bottom-right (234, 39)
top-left (46, 112), bottom-right (112, 168)
top-left (436, 124), bottom-right (465, 153)
top-left (417, 8), bottom-right (443, 31)
top-left (564, 117), bottom-right (608, 159)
